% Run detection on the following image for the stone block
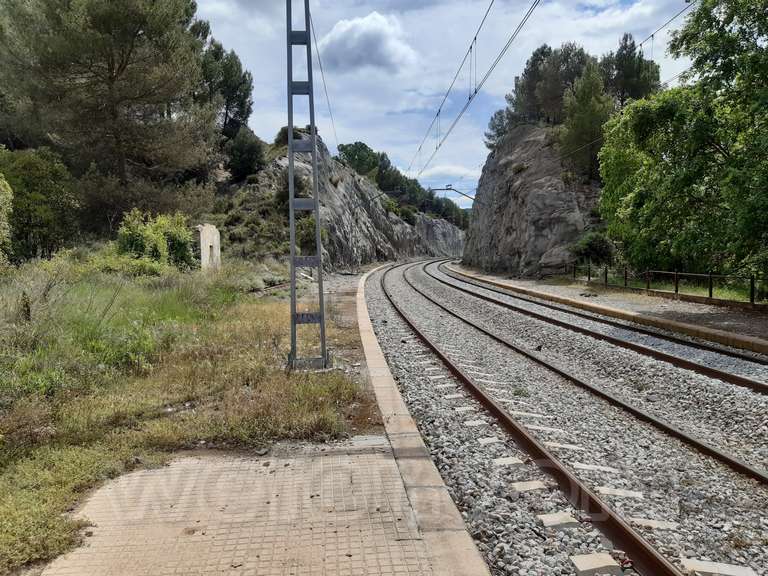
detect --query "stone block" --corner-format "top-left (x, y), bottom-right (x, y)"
top-left (570, 552), bottom-right (622, 576)
top-left (196, 223), bottom-right (221, 271)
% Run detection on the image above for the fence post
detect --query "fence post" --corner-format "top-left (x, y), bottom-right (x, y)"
top-left (573, 263), bottom-right (577, 280)
top-left (588, 261), bottom-right (591, 282)
top-left (708, 272), bottom-right (713, 299)
top-left (674, 270), bottom-right (679, 294)
top-left (624, 266), bottom-right (628, 287)
top-left (751, 275), bottom-right (756, 305)
top-left (604, 266), bottom-right (608, 287)
top-left (645, 271), bottom-right (650, 290)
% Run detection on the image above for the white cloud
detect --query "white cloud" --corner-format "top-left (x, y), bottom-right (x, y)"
top-left (318, 12), bottom-right (418, 73)
top-left (197, 0), bottom-right (697, 204)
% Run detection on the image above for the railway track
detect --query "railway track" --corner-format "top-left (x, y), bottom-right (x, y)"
top-left (369, 261), bottom-right (766, 576)
top-left (431, 261), bottom-right (768, 393)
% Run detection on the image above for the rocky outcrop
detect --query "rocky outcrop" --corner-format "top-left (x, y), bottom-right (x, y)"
top-left (463, 124), bottom-right (600, 276)
top-left (226, 136), bottom-right (464, 270)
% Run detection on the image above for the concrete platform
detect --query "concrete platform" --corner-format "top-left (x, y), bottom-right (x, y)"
top-left (40, 266), bottom-right (491, 576)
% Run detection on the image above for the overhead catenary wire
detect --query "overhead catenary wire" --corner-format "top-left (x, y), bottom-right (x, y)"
top-left (638, 1), bottom-right (698, 50)
top-left (406, 0), bottom-right (498, 175)
top-left (310, 14), bottom-right (339, 153)
top-left (416, 0), bottom-right (542, 177)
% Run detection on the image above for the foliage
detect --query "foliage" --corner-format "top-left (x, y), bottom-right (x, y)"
top-left (400, 205), bottom-right (417, 226)
top-left (337, 140), bottom-right (469, 229)
top-left (0, 172), bottom-right (11, 264)
top-left (599, 33), bottom-right (660, 107)
top-left (600, 1), bottom-right (768, 275)
top-left (337, 142), bottom-right (380, 175)
top-left (296, 215), bottom-right (327, 255)
top-left (486, 35), bottom-right (657, 149)
top-left (0, 256), bottom-right (363, 572)
top-left (117, 209), bottom-right (195, 269)
top-left (225, 127), bottom-right (265, 181)
top-left (561, 61), bottom-right (613, 180)
top-left (0, 0), bottom-right (217, 185)
top-left (572, 231), bottom-right (614, 265)
top-left (198, 39), bottom-right (253, 139)
top-left (0, 147), bottom-right (79, 261)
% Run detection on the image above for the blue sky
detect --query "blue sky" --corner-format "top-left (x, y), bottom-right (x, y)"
top-left (196, 0), bottom-right (693, 208)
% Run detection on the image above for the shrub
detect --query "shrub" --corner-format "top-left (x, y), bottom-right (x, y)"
top-left (225, 127), bottom-right (265, 182)
top-left (572, 231), bottom-right (614, 265)
top-left (0, 172), bottom-right (11, 264)
top-left (400, 205), bottom-right (417, 226)
top-left (116, 209), bottom-right (195, 269)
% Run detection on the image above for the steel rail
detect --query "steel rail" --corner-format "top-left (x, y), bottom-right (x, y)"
top-left (379, 262), bottom-right (685, 576)
top-left (428, 262), bottom-right (768, 394)
top-left (398, 261), bottom-right (768, 485)
top-left (438, 261), bottom-right (768, 370)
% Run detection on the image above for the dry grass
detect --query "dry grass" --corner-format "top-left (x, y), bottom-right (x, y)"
top-left (0, 256), bottom-right (367, 574)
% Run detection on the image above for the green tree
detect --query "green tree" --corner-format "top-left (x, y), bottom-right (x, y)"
top-left (534, 43), bottom-right (591, 124)
top-left (508, 44), bottom-right (552, 121)
top-left (572, 231), bottom-right (613, 265)
top-left (0, 171), bottom-right (11, 263)
top-left (561, 61), bottom-right (613, 180)
top-left (0, 0), bottom-right (215, 184)
top-left (225, 127), bottom-right (265, 182)
top-left (484, 109), bottom-right (511, 150)
top-left (199, 39), bottom-right (254, 139)
top-left (600, 34), bottom-right (660, 107)
top-left (600, 0), bottom-right (768, 274)
top-left (337, 142), bottom-right (380, 177)
top-left (0, 148), bottom-right (79, 260)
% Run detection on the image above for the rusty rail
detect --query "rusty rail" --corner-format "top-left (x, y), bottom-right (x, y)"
top-left (429, 262), bottom-right (768, 394)
top-left (380, 262), bottom-right (686, 576)
top-left (438, 260), bottom-right (768, 366)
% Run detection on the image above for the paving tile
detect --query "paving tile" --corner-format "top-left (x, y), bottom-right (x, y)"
top-left (43, 443), bottom-right (434, 576)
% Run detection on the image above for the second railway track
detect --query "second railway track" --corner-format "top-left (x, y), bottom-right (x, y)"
top-left (368, 261), bottom-right (768, 576)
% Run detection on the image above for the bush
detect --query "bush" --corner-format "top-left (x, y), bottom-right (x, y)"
top-left (400, 205), bottom-right (417, 226)
top-left (116, 209), bottom-right (195, 269)
top-left (225, 127), bottom-right (265, 182)
top-left (572, 231), bottom-right (614, 265)
top-left (0, 172), bottom-right (11, 264)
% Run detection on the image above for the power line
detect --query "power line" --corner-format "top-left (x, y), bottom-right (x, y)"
top-left (406, 0), bottom-right (498, 175)
top-left (638, 1), bottom-right (698, 49)
top-left (310, 14), bottom-right (339, 152)
top-left (417, 0), bottom-right (542, 177)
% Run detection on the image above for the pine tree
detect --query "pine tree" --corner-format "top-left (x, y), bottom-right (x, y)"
top-left (561, 61), bottom-right (613, 180)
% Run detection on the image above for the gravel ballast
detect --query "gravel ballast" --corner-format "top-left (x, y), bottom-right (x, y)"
top-left (366, 263), bottom-right (768, 576)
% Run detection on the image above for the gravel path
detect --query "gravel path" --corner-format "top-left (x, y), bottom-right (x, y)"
top-left (452, 264), bottom-right (768, 341)
top-left (367, 263), bottom-right (768, 576)
top-left (418, 261), bottom-right (768, 470)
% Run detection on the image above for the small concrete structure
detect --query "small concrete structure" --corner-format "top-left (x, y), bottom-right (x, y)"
top-left (570, 552), bottom-right (623, 576)
top-left (196, 223), bottom-right (221, 271)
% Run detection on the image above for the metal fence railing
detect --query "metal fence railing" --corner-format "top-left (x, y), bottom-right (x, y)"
top-left (563, 263), bottom-right (767, 305)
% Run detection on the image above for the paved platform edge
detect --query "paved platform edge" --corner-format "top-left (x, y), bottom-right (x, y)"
top-left (446, 263), bottom-right (768, 356)
top-left (357, 264), bottom-right (492, 576)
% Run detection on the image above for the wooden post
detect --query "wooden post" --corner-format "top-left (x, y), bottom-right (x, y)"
top-left (708, 272), bottom-right (713, 299)
top-left (588, 261), bottom-right (591, 282)
top-left (750, 275), bottom-right (756, 304)
top-left (573, 263), bottom-right (577, 280)
top-left (674, 271), bottom-right (679, 294)
top-left (604, 266), bottom-right (608, 287)
top-left (646, 271), bottom-right (650, 290)
top-left (624, 266), bottom-right (628, 287)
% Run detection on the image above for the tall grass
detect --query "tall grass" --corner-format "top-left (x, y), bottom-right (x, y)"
top-left (0, 251), bottom-right (364, 573)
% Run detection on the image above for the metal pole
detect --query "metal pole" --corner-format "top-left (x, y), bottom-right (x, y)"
top-left (588, 261), bottom-right (591, 282)
top-left (304, 0), bottom-right (328, 365)
top-left (624, 266), bottom-right (628, 287)
top-left (674, 270), bottom-right (679, 294)
top-left (573, 263), bottom-right (577, 280)
top-left (286, 0), bottom-right (297, 365)
top-left (750, 275), bottom-right (756, 305)
top-left (708, 272), bottom-right (713, 299)
top-left (604, 266), bottom-right (608, 287)
top-left (646, 271), bottom-right (650, 290)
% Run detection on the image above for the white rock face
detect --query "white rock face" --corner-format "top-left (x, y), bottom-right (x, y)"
top-left (463, 124), bottom-right (600, 277)
top-left (256, 136), bottom-right (464, 269)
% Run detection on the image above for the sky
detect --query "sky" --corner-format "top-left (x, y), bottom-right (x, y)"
top-left (196, 0), bottom-right (694, 208)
